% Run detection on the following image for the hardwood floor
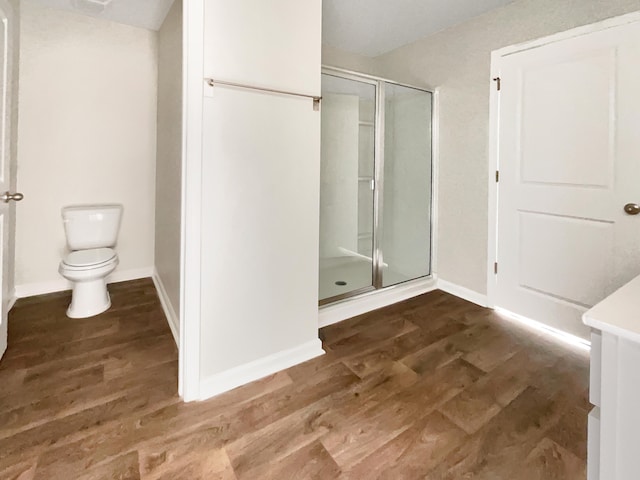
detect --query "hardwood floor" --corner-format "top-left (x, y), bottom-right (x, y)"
top-left (0, 279), bottom-right (589, 479)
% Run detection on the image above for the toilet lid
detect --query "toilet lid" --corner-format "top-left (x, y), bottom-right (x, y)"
top-left (63, 248), bottom-right (116, 268)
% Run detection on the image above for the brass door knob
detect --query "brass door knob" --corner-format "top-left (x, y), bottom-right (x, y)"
top-left (0, 191), bottom-right (23, 203)
top-left (624, 203), bottom-right (640, 215)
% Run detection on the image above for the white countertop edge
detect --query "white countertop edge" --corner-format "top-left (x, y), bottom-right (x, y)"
top-left (583, 313), bottom-right (640, 344)
top-left (582, 274), bottom-right (640, 343)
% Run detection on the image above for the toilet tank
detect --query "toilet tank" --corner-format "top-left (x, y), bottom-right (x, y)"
top-left (62, 204), bottom-right (123, 250)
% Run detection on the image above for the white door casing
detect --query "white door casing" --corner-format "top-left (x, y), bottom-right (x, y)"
top-left (489, 14), bottom-right (640, 340)
top-left (0, 0), bottom-right (13, 361)
top-left (0, 0), bottom-right (11, 360)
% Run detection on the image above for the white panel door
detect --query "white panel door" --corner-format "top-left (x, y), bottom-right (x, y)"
top-left (496, 20), bottom-right (640, 339)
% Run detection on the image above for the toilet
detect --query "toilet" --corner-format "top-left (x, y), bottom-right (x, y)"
top-left (59, 204), bottom-right (123, 318)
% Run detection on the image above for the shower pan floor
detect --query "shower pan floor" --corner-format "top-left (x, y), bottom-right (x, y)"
top-left (319, 255), bottom-right (411, 301)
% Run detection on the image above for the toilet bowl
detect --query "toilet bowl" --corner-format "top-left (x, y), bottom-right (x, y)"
top-left (59, 247), bottom-right (119, 318)
top-left (59, 204), bottom-right (123, 319)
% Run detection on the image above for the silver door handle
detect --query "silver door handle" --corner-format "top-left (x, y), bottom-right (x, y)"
top-left (624, 203), bottom-right (640, 215)
top-left (0, 191), bottom-right (23, 203)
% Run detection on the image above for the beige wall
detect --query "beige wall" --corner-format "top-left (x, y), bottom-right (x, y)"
top-left (375, 0), bottom-right (640, 295)
top-left (16, 1), bottom-right (158, 292)
top-left (155, 0), bottom-right (182, 327)
top-left (322, 44), bottom-right (379, 75)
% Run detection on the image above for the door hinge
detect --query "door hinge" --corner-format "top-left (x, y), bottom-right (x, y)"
top-left (493, 77), bottom-right (501, 91)
top-left (494, 262), bottom-right (498, 274)
top-left (495, 170), bottom-right (499, 183)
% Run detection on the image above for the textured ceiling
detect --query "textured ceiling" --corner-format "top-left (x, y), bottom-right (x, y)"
top-left (27, 0), bottom-right (175, 31)
top-left (27, 0), bottom-right (518, 54)
top-left (323, 0), bottom-right (518, 57)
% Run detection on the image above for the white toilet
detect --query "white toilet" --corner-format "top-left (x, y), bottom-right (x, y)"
top-left (59, 204), bottom-right (123, 318)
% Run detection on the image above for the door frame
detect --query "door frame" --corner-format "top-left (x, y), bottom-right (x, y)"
top-left (487, 10), bottom-right (640, 310)
top-left (0, 0), bottom-right (15, 362)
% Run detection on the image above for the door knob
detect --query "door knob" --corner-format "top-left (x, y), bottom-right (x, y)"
top-left (0, 191), bottom-right (23, 203)
top-left (624, 203), bottom-right (640, 215)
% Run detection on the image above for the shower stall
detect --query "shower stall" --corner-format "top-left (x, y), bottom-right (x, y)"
top-left (319, 68), bottom-right (434, 304)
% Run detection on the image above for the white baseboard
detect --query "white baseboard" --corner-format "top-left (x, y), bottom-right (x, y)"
top-left (437, 279), bottom-right (488, 307)
top-left (14, 266), bottom-right (154, 299)
top-left (319, 277), bottom-right (438, 329)
top-left (198, 339), bottom-right (325, 401)
top-left (7, 295), bottom-right (16, 312)
top-left (152, 268), bottom-right (179, 347)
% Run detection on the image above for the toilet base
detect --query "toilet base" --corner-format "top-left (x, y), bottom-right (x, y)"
top-left (67, 277), bottom-right (112, 319)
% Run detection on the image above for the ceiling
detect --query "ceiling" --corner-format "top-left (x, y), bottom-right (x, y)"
top-left (29, 0), bottom-right (518, 53)
top-left (323, 0), bottom-right (518, 57)
top-left (28, 0), bottom-right (175, 31)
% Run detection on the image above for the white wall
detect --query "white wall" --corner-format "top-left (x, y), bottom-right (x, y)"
top-left (194, 0), bottom-right (323, 398)
top-left (375, 0), bottom-right (640, 295)
top-left (204, 0), bottom-right (321, 93)
top-left (16, 1), bottom-right (158, 295)
top-left (154, 0), bottom-right (182, 335)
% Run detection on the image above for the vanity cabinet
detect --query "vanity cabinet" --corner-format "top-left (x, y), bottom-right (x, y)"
top-left (583, 275), bottom-right (640, 480)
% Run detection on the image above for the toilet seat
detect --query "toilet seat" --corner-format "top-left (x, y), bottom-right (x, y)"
top-left (62, 248), bottom-right (117, 270)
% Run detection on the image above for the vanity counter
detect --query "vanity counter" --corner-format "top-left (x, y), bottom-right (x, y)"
top-left (583, 274), bottom-right (640, 480)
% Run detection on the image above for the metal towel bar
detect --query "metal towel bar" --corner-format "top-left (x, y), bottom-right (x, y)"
top-left (205, 78), bottom-right (321, 110)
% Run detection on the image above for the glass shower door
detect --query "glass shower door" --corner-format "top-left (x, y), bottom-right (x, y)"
top-left (319, 74), bottom-right (376, 302)
top-left (380, 83), bottom-right (433, 287)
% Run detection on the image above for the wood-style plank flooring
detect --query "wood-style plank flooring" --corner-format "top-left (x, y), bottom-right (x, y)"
top-left (0, 278), bottom-right (589, 479)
